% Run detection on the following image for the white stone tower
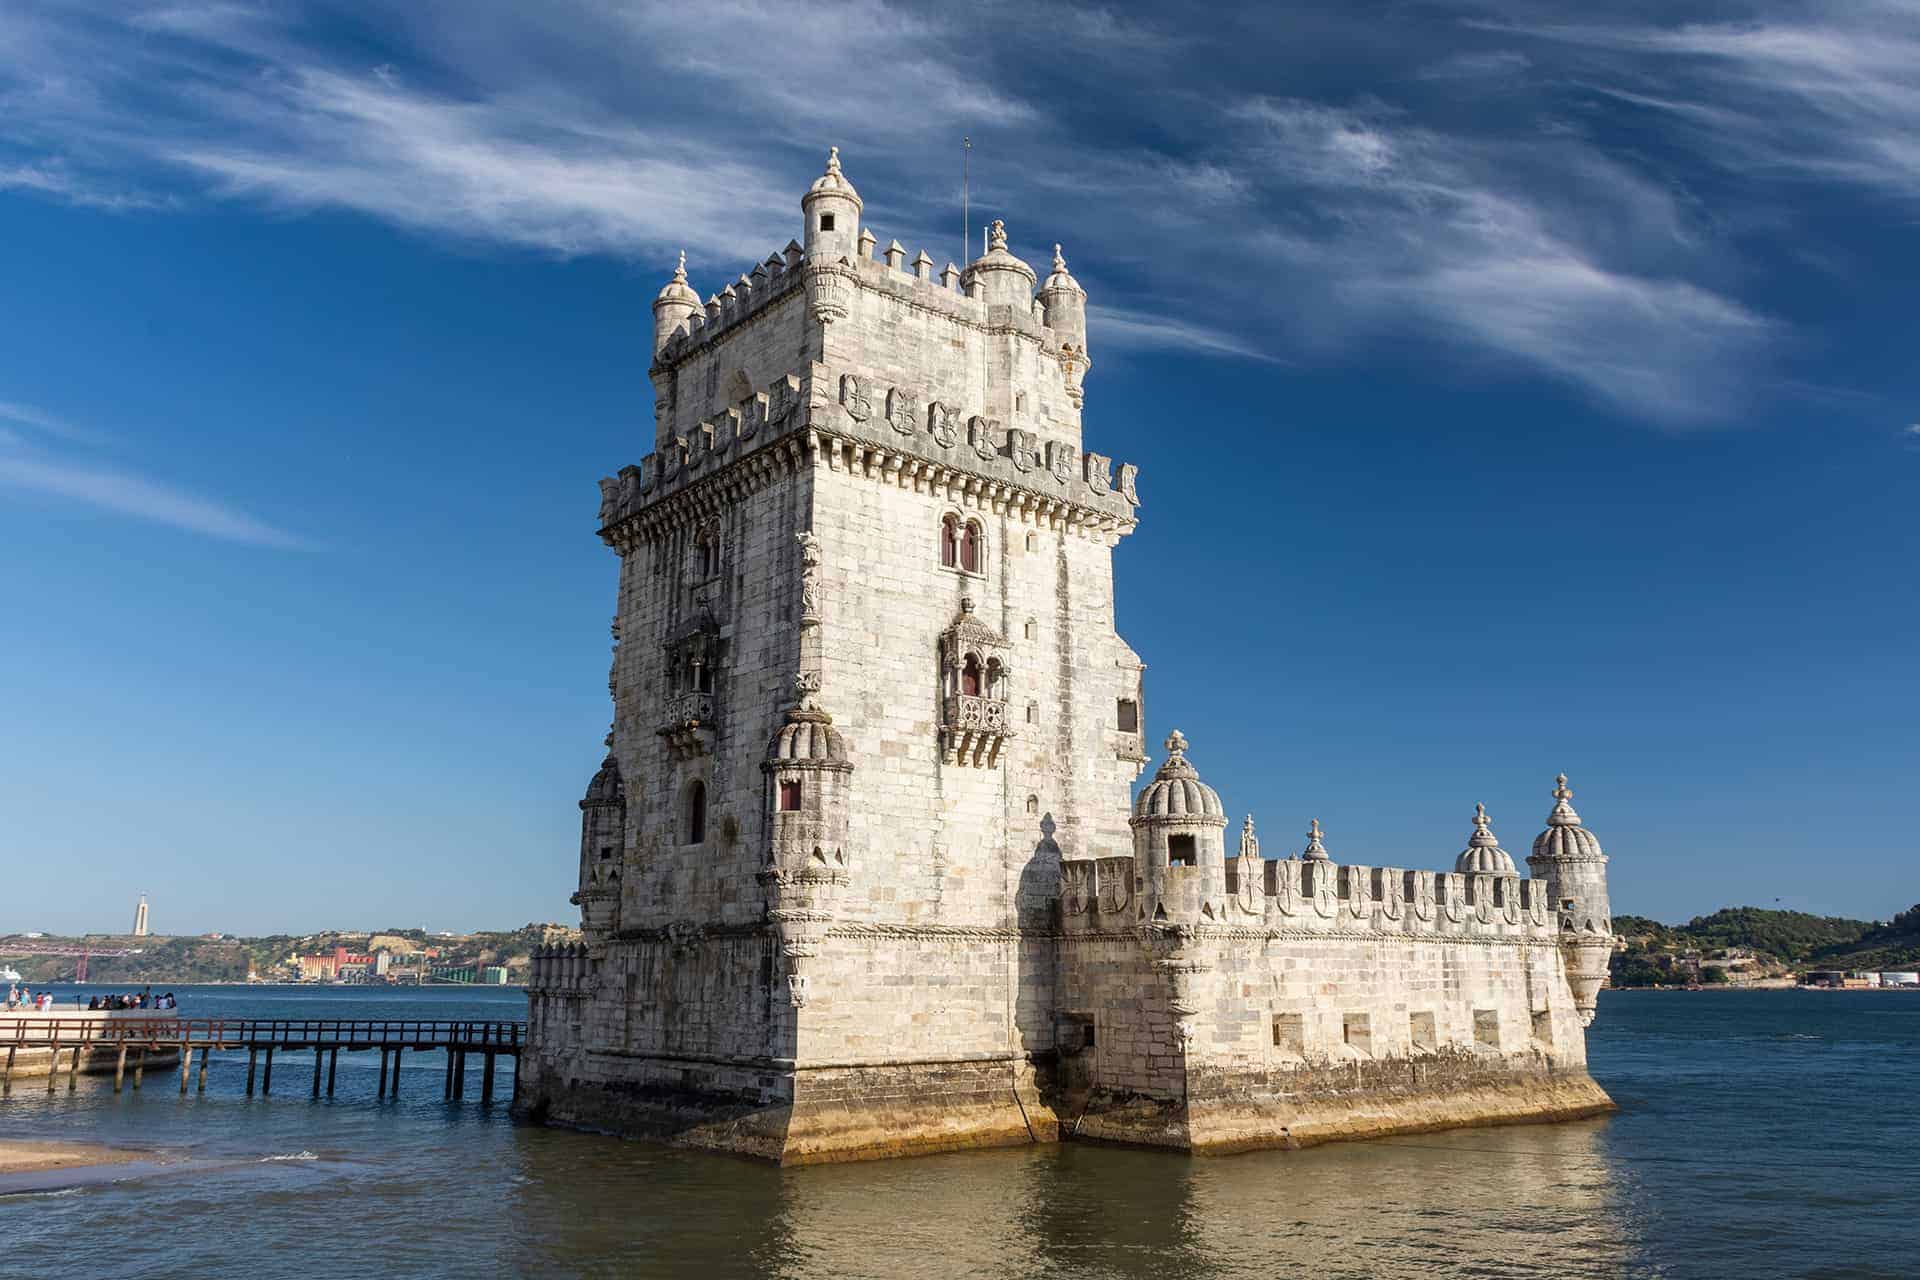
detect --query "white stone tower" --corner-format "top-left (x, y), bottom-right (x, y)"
top-left (131, 894), bottom-right (150, 937)
top-left (1527, 774), bottom-right (1614, 1024)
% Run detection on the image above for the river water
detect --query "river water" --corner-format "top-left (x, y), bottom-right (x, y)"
top-left (0, 985), bottom-right (1912, 1279)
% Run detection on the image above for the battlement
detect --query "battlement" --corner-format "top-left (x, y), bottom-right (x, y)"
top-left (597, 362), bottom-right (1142, 544)
top-left (1061, 851), bottom-right (1575, 944)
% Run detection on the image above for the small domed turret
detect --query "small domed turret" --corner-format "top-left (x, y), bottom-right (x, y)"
top-left (1131, 731), bottom-right (1230, 920)
top-left (801, 146), bottom-right (862, 261)
top-left (768, 697), bottom-right (849, 765)
top-left (1526, 774), bottom-right (1615, 1027)
top-left (651, 251), bottom-right (701, 355)
top-left (963, 219), bottom-right (1037, 309)
top-left (1455, 803), bottom-right (1516, 874)
top-left (1300, 818), bottom-right (1332, 862)
top-left (581, 753), bottom-right (625, 810)
top-left (1133, 730), bottom-right (1225, 821)
top-left (1039, 243), bottom-right (1088, 350)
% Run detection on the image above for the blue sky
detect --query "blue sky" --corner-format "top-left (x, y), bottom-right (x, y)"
top-left (1, 1), bottom-right (1914, 936)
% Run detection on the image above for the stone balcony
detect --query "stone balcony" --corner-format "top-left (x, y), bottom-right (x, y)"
top-left (658, 690), bottom-right (715, 759)
top-left (940, 693), bottom-right (1012, 768)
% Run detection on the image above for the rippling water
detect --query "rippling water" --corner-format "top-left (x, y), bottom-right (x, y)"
top-left (2, 985), bottom-right (1913, 1279)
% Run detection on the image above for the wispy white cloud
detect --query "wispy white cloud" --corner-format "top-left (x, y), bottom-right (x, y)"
top-left (0, 399), bottom-right (304, 547)
top-left (0, 0), bottom-right (1889, 425)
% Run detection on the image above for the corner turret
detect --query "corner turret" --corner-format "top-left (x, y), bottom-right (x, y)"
top-left (758, 678), bottom-right (854, 1008)
top-left (651, 250), bottom-right (701, 356)
top-left (1131, 730), bottom-right (1228, 921)
top-left (962, 219), bottom-right (1037, 309)
top-left (801, 146), bottom-right (862, 262)
top-left (1527, 774), bottom-right (1614, 1025)
top-left (572, 753), bottom-right (626, 944)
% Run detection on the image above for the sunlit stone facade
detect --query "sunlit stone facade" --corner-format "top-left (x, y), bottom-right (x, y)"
top-left (519, 152), bottom-right (1615, 1162)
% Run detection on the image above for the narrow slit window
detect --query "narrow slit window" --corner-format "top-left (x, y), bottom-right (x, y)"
top-left (1116, 698), bottom-right (1139, 733)
top-left (686, 781), bottom-right (707, 845)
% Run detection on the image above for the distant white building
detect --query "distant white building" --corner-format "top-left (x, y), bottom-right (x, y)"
top-left (131, 894), bottom-right (150, 937)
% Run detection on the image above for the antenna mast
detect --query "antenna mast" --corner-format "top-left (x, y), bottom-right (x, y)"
top-left (962, 136), bottom-right (971, 268)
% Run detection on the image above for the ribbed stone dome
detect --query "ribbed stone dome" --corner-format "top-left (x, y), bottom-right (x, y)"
top-left (1040, 244), bottom-right (1083, 296)
top-left (1133, 730), bottom-right (1225, 822)
top-left (654, 250), bottom-right (699, 308)
top-left (1530, 775), bottom-right (1605, 861)
top-left (806, 146), bottom-right (862, 206)
top-left (769, 704), bottom-right (849, 766)
top-left (581, 754), bottom-right (624, 809)
top-left (1455, 803), bottom-right (1516, 874)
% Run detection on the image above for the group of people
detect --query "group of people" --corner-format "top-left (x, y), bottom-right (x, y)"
top-left (88, 988), bottom-right (176, 1010)
top-left (89, 990), bottom-right (178, 1010)
top-left (3, 984), bottom-right (181, 1012)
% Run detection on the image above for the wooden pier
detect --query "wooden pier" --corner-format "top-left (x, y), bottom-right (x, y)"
top-left (0, 1017), bottom-right (525, 1103)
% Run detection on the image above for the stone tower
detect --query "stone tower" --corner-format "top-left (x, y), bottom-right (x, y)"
top-left (1527, 774), bottom-right (1614, 1024)
top-left (524, 149), bottom-right (1616, 1164)
top-left (522, 149), bottom-right (1146, 1161)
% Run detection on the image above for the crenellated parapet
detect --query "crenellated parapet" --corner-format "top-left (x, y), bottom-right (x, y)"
top-left (596, 361), bottom-right (1143, 551)
top-left (526, 942), bottom-right (596, 997)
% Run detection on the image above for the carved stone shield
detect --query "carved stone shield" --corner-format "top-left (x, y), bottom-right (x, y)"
top-left (1095, 856), bottom-right (1134, 915)
top-left (1413, 872), bottom-right (1436, 922)
top-left (1046, 440), bottom-right (1076, 486)
top-left (1008, 428), bottom-right (1036, 472)
top-left (1060, 861), bottom-right (1093, 917)
top-left (839, 373), bottom-right (871, 422)
top-left (1117, 463), bottom-right (1140, 505)
top-left (885, 386), bottom-right (916, 435)
top-left (928, 401), bottom-right (958, 448)
top-left (968, 415), bottom-right (1001, 461)
top-left (1085, 451), bottom-right (1112, 495)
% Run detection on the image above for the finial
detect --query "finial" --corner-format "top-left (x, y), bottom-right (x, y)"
top-left (988, 219), bottom-right (1007, 252)
top-left (1239, 814), bottom-right (1260, 859)
top-left (673, 249), bottom-right (687, 282)
top-left (1547, 773), bottom-right (1583, 826)
top-left (826, 145), bottom-right (841, 176)
top-left (1468, 803), bottom-right (1500, 847)
top-left (1302, 818), bottom-right (1330, 861)
top-left (1053, 244), bottom-right (1066, 272)
top-left (1164, 728), bottom-right (1188, 757)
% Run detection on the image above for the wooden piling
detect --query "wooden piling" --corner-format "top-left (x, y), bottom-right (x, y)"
top-left (391, 1044), bottom-right (402, 1097)
top-left (444, 1045), bottom-right (455, 1099)
top-left (179, 1045), bottom-right (193, 1095)
top-left (453, 1048), bottom-right (466, 1100)
top-left (132, 1046), bottom-right (144, 1090)
top-left (376, 1047), bottom-right (389, 1098)
top-left (481, 1051), bottom-right (496, 1104)
top-left (245, 1046), bottom-right (258, 1096)
top-left (198, 1047), bottom-right (209, 1092)
top-left (3, 1044), bottom-right (15, 1096)
top-left (326, 1047), bottom-right (338, 1097)
top-left (67, 1044), bottom-right (82, 1093)
top-left (116, 1043), bottom-right (129, 1093)
top-left (262, 1046), bottom-right (273, 1094)
top-left (311, 1045), bottom-right (323, 1098)
top-left (45, 1035), bottom-right (59, 1094)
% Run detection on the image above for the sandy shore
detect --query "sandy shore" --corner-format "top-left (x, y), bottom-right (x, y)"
top-left (0, 1139), bottom-right (152, 1175)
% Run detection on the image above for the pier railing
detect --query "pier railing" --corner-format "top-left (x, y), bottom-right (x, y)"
top-left (0, 1016), bottom-right (527, 1103)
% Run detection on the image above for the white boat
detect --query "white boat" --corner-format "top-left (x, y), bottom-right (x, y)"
top-left (0, 966), bottom-right (22, 982)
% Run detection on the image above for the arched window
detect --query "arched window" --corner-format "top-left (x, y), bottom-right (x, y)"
top-left (685, 781), bottom-right (707, 845)
top-left (960, 521), bottom-right (983, 574)
top-left (778, 779), bottom-right (802, 811)
top-left (985, 657), bottom-right (1005, 698)
top-left (940, 515), bottom-right (959, 568)
top-left (699, 538), bottom-right (717, 578)
top-left (961, 654), bottom-right (983, 697)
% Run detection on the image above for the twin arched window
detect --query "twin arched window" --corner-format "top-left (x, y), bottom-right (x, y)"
top-left (939, 514), bottom-right (983, 574)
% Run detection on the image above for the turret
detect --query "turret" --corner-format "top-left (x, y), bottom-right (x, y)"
top-left (1527, 774), bottom-right (1614, 1025)
top-left (962, 219), bottom-right (1037, 309)
top-left (1038, 243), bottom-right (1087, 351)
top-left (758, 681), bottom-right (854, 1008)
top-left (1455, 804), bottom-right (1516, 874)
top-left (801, 146), bottom-right (862, 262)
top-left (1130, 729), bottom-right (1228, 921)
top-left (572, 753), bottom-right (626, 943)
top-left (651, 250), bottom-right (700, 356)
